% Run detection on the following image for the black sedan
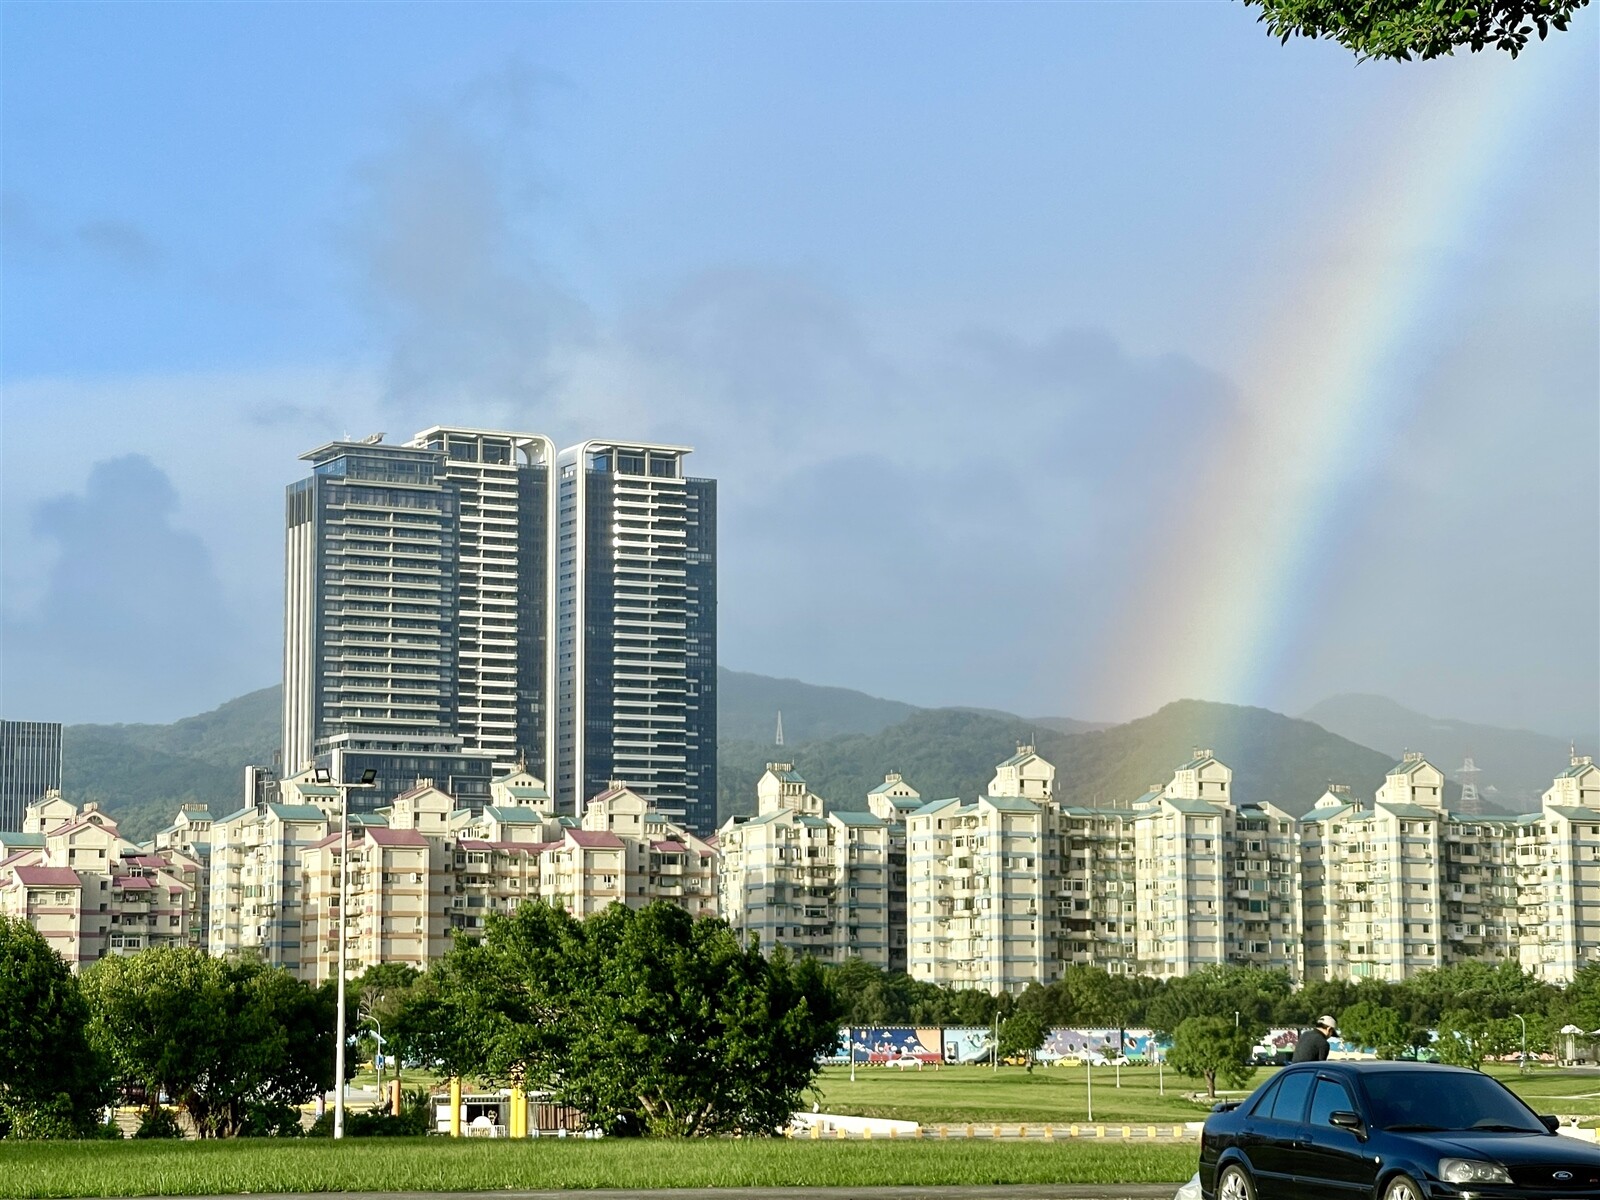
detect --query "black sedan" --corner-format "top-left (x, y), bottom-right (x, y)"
top-left (1199, 1060), bottom-right (1600, 1199)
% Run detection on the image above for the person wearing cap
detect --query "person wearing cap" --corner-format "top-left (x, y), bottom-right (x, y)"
top-left (1292, 1015), bottom-right (1338, 1062)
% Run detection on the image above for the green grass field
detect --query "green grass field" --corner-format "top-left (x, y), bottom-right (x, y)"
top-left (0, 1139), bottom-right (1196, 1199)
top-left (812, 1062), bottom-right (1600, 1124)
top-left (813, 1061), bottom-right (1246, 1124)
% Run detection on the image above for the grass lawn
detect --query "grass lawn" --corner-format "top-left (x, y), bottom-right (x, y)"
top-left (0, 1138), bottom-right (1196, 1199)
top-left (813, 1062), bottom-right (1247, 1124)
top-left (813, 1062), bottom-right (1600, 1125)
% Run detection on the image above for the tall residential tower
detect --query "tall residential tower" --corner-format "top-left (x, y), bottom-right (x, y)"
top-left (282, 429), bottom-right (715, 826)
top-left (555, 440), bottom-right (717, 833)
top-left (282, 429), bottom-right (555, 808)
top-left (0, 720), bottom-right (62, 832)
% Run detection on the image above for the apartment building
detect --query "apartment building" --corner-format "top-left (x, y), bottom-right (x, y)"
top-left (0, 798), bottom-right (199, 970)
top-left (1517, 754), bottom-right (1600, 982)
top-left (906, 747), bottom-right (1058, 992)
top-left (1057, 804), bottom-right (1137, 975)
top-left (1133, 755), bottom-right (1228, 976)
top-left (209, 786), bottom-right (330, 973)
top-left (866, 773), bottom-right (920, 973)
top-left (294, 770), bottom-right (714, 982)
top-left (718, 764), bottom-right (893, 966)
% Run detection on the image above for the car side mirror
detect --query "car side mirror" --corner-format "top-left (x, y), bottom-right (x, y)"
top-left (1541, 1114), bottom-right (1561, 1133)
top-left (1330, 1110), bottom-right (1365, 1135)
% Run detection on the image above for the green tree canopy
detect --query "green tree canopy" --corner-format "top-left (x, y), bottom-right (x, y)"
top-left (1167, 1015), bottom-right (1257, 1099)
top-left (421, 900), bottom-right (839, 1136)
top-left (1242, 0), bottom-right (1589, 61)
top-left (0, 916), bottom-right (109, 1138)
top-left (82, 947), bottom-right (335, 1137)
top-left (999, 1008), bottom-right (1049, 1072)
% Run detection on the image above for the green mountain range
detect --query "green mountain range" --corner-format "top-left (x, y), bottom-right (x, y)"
top-left (59, 673), bottom-right (1544, 842)
top-left (1300, 693), bottom-right (1586, 808)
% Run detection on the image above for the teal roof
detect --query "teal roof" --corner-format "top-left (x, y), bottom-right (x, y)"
top-left (829, 810), bottom-right (886, 827)
top-left (796, 814), bottom-right (831, 829)
top-left (1557, 761), bottom-right (1599, 779)
top-left (348, 813), bottom-right (388, 827)
top-left (1164, 798), bottom-right (1219, 816)
top-left (1176, 756), bottom-right (1216, 772)
top-left (984, 795), bottom-right (1043, 814)
top-left (1377, 802), bottom-right (1441, 819)
top-left (994, 749), bottom-right (1036, 769)
top-left (483, 806), bottom-right (545, 825)
top-left (1388, 757), bottom-right (1434, 776)
top-left (215, 806), bottom-right (252, 825)
top-left (266, 804), bottom-right (328, 822)
top-left (766, 767), bottom-right (807, 784)
top-left (1301, 804), bottom-right (1356, 824)
top-left (0, 832), bottom-right (45, 847)
top-left (294, 784), bottom-right (341, 797)
top-left (868, 778), bottom-right (916, 797)
top-left (909, 796), bottom-right (962, 818)
top-left (1547, 805), bottom-right (1600, 821)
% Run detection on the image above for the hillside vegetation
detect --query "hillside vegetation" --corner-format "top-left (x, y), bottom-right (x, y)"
top-left (56, 675), bottom-right (1514, 841)
top-left (1302, 693), bottom-right (1584, 807)
top-left (716, 698), bottom-right (1431, 823)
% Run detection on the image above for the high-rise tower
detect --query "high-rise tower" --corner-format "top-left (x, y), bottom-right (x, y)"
top-left (554, 440), bottom-right (717, 833)
top-left (0, 720), bottom-right (62, 831)
top-left (282, 430), bottom-right (555, 808)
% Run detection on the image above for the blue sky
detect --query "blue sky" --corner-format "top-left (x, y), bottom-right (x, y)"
top-left (2, 2), bottom-right (1596, 742)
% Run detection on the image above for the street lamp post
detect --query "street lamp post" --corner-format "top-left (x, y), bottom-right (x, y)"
top-left (1515, 1013), bottom-right (1527, 1072)
top-left (316, 763), bottom-right (378, 1141)
top-left (361, 1009), bottom-right (385, 1099)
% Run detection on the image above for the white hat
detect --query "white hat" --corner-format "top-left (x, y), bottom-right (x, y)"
top-left (1317, 1015), bottom-right (1337, 1031)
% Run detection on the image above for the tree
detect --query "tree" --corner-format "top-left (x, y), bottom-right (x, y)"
top-left (1167, 1016), bottom-right (1256, 1099)
top-left (425, 901), bottom-right (840, 1137)
top-left (1242, 0), bottom-right (1589, 61)
top-left (0, 916), bottom-right (109, 1138)
top-left (999, 1009), bottom-right (1049, 1072)
top-left (83, 947), bottom-right (335, 1137)
top-left (1435, 1009), bottom-right (1489, 1070)
top-left (1337, 1001), bottom-right (1409, 1060)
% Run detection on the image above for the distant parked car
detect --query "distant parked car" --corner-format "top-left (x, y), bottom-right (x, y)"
top-left (1199, 1060), bottom-right (1597, 1199)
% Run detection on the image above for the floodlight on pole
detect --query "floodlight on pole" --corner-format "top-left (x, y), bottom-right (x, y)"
top-left (329, 761), bottom-right (378, 1141)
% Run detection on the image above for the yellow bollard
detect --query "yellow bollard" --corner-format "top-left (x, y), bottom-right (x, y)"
top-left (837, 1126), bottom-right (847, 1139)
top-left (1122, 1125), bottom-right (1131, 1139)
top-left (863, 1127), bottom-right (872, 1140)
top-left (1070, 1123), bottom-right (1080, 1137)
top-left (1147, 1125), bottom-right (1157, 1139)
top-left (965, 1123), bottom-right (975, 1138)
top-left (810, 1125), bottom-right (820, 1139)
top-left (1044, 1124), bottom-right (1054, 1140)
top-left (889, 1127), bottom-right (897, 1139)
top-left (991, 1124), bottom-right (1001, 1139)
top-left (1096, 1124), bottom-right (1106, 1138)
top-left (938, 1125), bottom-right (948, 1139)
top-left (1019, 1124), bottom-right (1027, 1139)
top-left (511, 1085), bottom-right (526, 1138)
top-left (448, 1076), bottom-right (462, 1138)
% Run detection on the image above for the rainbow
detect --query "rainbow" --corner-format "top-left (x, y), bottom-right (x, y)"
top-left (1090, 44), bottom-right (1590, 720)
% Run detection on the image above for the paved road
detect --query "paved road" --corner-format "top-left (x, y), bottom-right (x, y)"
top-left (141, 1188), bottom-right (1184, 1200)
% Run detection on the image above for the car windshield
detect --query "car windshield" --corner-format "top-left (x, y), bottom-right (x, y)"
top-left (1362, 1071), bottom-right (1546, 1133)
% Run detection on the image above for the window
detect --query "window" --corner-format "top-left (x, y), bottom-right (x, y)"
top-left (1269, 1071), bottom-right (1315, 1122)
top-left (1309, 1078), bottom-right (1355, 1127)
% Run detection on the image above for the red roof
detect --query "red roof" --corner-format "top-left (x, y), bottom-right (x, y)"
top-left (115, 876), bottom-right (153, 890)
top-left (14, 866), bottom-right (81, 888)
top-left (0, 850), bottom-right (40, 869)
top-left (457, 839), bottom-right (492, 851)
top-left (366, 828), bottom-right (429, 848)
top-left (650, 839), bottom-right (687, 854)
top-left (129, 855), bottom-right (167, 868)
top-left (566, 830), bottom-right (624, 849)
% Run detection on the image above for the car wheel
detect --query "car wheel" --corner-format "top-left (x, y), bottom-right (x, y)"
top-left (1382, 1175), bottom-right (1423, 1200)
top-left (1217, 1164), bottom-right (1256, 1200)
